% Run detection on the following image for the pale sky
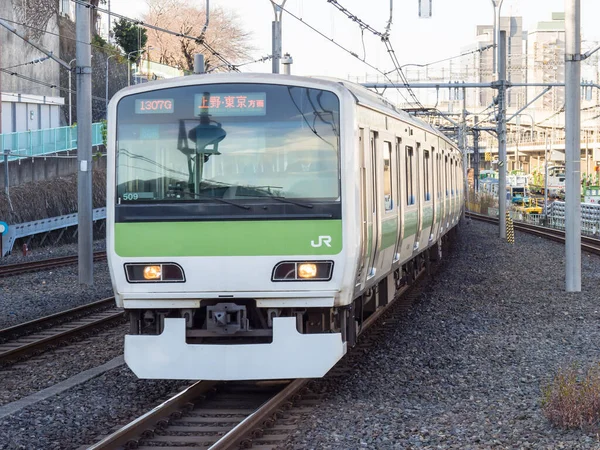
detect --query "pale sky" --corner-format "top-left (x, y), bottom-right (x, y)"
top-left (107, 0), bottom-right (600, 78)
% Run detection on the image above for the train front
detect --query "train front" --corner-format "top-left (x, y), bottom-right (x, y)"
top-left (106, 75), bottom-right (353, 380)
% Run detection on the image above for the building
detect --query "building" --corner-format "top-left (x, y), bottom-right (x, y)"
top-left (0, 0), bottom-right (64, 133)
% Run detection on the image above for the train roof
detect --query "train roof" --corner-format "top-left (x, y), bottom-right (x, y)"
top-left (112, 72), bottom-right (455, 147)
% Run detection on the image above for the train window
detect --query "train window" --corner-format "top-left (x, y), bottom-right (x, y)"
top-left (423, 150), bottom-right (431, 202)
top-left (445, 156), bottom-right (449, 197)
top-left (405, 145), bottom-right (414, 205)
top-left (383, 141), bottom-right (393, 211)
top-left (115, 83), bottom-right (341, 204)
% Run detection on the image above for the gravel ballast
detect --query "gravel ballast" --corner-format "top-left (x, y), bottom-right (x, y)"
top-left (1, 220), bottom-right (600, 449)
top-left (0, 258), bottom-right (113, 329)
top-left (283, 220), bottom-right (600, 449)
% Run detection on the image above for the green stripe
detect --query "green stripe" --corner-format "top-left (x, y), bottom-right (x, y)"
top-left (381, 217), bottom-right (398, 249)
top-left (422, 205), bottom-right (434, 230)
top-left (404, 210), bottom-right (418, 237)
top-left (115, 220), bottom-right (343, 257)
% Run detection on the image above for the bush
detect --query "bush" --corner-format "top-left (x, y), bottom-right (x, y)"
top-left (542, 363), bottom-right (600, 432)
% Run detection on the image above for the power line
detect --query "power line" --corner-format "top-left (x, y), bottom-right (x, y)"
top-left (0, 67), bottom-right (106, 103)
top-left (0, 55), bottom-right (51, 71)
top-left (0, 16), bottom-right (124, 57)
top-left (69, 0), bottom-right (240, 72)
top-left (325, 0), bottom-right (385, 37)
top-left (322, 0), bottom-right (424, 108)
top-left (270, 0), bottom-right (412, 105)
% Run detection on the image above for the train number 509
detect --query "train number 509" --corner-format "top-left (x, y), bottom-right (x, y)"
top-left (123, 193), bottom-right (139, 201)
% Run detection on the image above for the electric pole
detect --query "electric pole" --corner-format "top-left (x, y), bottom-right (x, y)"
top-left (497, 30), bottom-right (507, 239)
top-left (565, 0), bottom-right (582, 291)
top-left (271, 1), bottom-right (287, 74)
top-left (76, 2), bottom-right (94, 285)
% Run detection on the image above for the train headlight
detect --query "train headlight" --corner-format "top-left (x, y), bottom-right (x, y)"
top-left (272, 261), bottom-right (333, 282)
top-left (125, 263), bottom-right (185, 283)
top-left (143, 265), bottom-right (162, 280)
top-left (298, 263), bottom-right (317, 279)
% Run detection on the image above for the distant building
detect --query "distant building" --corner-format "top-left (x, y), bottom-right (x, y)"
top-left (462, 16), bottom-right (526, 109)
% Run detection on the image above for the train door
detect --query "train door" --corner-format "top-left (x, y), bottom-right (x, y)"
top-left (394, 136), bottom-right (404, 264)
top-left (412, 142), bottom-right (423, 256)
top-left (398, 138), bottom-right (417, 263)
top-left (365, 130), bottom-right (380, 281)
top-left (356, 128), bottom-right (368, 290)
top-left (421, 145), bottom-right (434, 246)
top-left (374, 133), bottom-right (397, 276)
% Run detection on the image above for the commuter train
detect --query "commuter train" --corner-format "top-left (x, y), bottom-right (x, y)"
top-left (106, 73), bottom-right (464, 380)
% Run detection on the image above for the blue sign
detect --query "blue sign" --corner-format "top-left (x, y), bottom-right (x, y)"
top-left (0, 221), bottom-right (8, 236)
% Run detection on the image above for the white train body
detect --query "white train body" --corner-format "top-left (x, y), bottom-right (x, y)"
top-left (106, 73), bottom-right (463, 380)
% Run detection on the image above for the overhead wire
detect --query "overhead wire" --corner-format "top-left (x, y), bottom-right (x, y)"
top-left (323, 0), bottom-right (424, 108)
top-left (69, 0), bottom-right (240, 72)
top-left (271, 0), bottom-right (412, 105)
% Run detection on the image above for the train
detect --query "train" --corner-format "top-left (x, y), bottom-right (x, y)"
top-left (106, 73), bottom-right (464, 380)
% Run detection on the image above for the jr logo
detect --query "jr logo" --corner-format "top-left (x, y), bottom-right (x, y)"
top-left (311, 236), bottom-right (332, 248)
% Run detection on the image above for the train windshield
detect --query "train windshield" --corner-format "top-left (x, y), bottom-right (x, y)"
top-left (115, 83), bottom-right (340, 204)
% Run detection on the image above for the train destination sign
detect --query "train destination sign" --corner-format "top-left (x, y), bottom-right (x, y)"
top-left (194, 92), bottom-right (266, 117)
top-left (135, 99), bottom-right (175, 114)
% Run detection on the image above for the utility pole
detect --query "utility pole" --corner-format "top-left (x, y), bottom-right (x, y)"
top-left (497, 30), bottom-right (507, 239)
top-left (461, 85), bottom-right (467, 219)
top-left (490, 0), bottom-right (504, 76)
top-left (473, 115), bottom-right (480, 192)
top-left (271, 1), bottom-right (287, 74)
top-left (76, 2), bottom-right (93, 285)
top-left (565, 0), bottom-right (581, 292)
top-left (1, 35), bottom-right (7, 197)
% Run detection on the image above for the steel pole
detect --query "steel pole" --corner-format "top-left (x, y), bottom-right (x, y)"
top-left (461, 86), bottom-right (467, 219)
top-left (498, 30), bottom-right (507, 239)
top-left (565, 0), bottom-right (582, 292)
top-left (544, 134), bottom-right (549, 217)
top-left (76, 1), bottom-right (93, 285)
top-left (68, 58), bottom-right (76, 127)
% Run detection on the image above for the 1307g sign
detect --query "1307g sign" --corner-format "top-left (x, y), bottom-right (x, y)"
top-left (135, 99), bottom-right (174, 114)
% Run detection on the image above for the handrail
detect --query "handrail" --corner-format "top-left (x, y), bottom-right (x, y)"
top-left (0, 123), bottom-right (104, 162)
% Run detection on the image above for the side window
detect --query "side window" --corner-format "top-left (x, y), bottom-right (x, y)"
top-left (405, 145), bottom-right (414, 205)
top-left (383, 141), bottom-right (393, 211)
top-left (424, 149), bottom-right (430, 201)
top-left (445, 156), bottom-right (449, 197)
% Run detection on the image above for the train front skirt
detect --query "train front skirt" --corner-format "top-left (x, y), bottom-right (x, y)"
top-left (124, 317), bottom-right (347, 380)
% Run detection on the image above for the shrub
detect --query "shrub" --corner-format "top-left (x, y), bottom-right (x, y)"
top-left (542, 363), bottom-right (600, 432)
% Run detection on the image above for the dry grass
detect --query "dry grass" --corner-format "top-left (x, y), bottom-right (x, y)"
top-left (542, 363), bottom-right (600, 432)
top-left (0, 168), bottom-right (106, 224)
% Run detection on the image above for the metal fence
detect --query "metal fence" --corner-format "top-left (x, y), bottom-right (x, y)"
top-left (0, 123), bottom-right (104, 162)
top-left (474, 201), bottom-right (600, 237)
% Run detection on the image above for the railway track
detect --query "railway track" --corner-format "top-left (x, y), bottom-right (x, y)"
top-left (0, 251), bottom-right (107, 277)
top-left (466, 211), bottom-right (600, 255)
top-left (0, 297), bottom-right (123, 365)
top-left (86, 265), bottom-right (430, 450)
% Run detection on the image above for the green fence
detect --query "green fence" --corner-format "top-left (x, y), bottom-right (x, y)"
top-left (0, 123), bottom-right (104, 162)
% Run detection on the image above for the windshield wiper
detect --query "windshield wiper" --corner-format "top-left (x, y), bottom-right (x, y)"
top-left (265, 196), bottom-right (314, 209)
top-left (188, 191), bottom-right (250, 210)
top-left (235, 189), bottom-right (314, 209)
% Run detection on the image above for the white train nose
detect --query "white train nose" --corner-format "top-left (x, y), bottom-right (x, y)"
top-left (125, 317), bottom-right (347, 380)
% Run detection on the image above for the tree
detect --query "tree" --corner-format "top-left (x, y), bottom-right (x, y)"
top-left (113, 18), bottom-right (148, 61)
top-left (143, 0), bottom-right (253, 72)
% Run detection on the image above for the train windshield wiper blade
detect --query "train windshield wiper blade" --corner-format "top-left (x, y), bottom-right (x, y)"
top-left (265, 196), bottom-right (314, 209)
top-left (189, 192), bottom-right (250, 210)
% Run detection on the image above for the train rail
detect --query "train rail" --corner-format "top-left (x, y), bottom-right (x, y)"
top-left (87, 267), bottom-right (428, 450)
top-left (0, 251), bottom-right (107, 277)
top-left (0, 297), bottom-right (123, 365)
top-left (466, 211), bottom-right (600, 255)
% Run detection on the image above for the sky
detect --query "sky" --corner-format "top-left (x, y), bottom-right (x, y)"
top-left (107, 0), bottom-right (600, 79)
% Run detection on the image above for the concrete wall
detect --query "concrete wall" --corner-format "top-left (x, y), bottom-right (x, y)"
top-left (1, 93), bottom-right (64, 133)
top-left (0, 1), bottom-right (62, 97)
top-left (0, 152), bottom-right (106, 187)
